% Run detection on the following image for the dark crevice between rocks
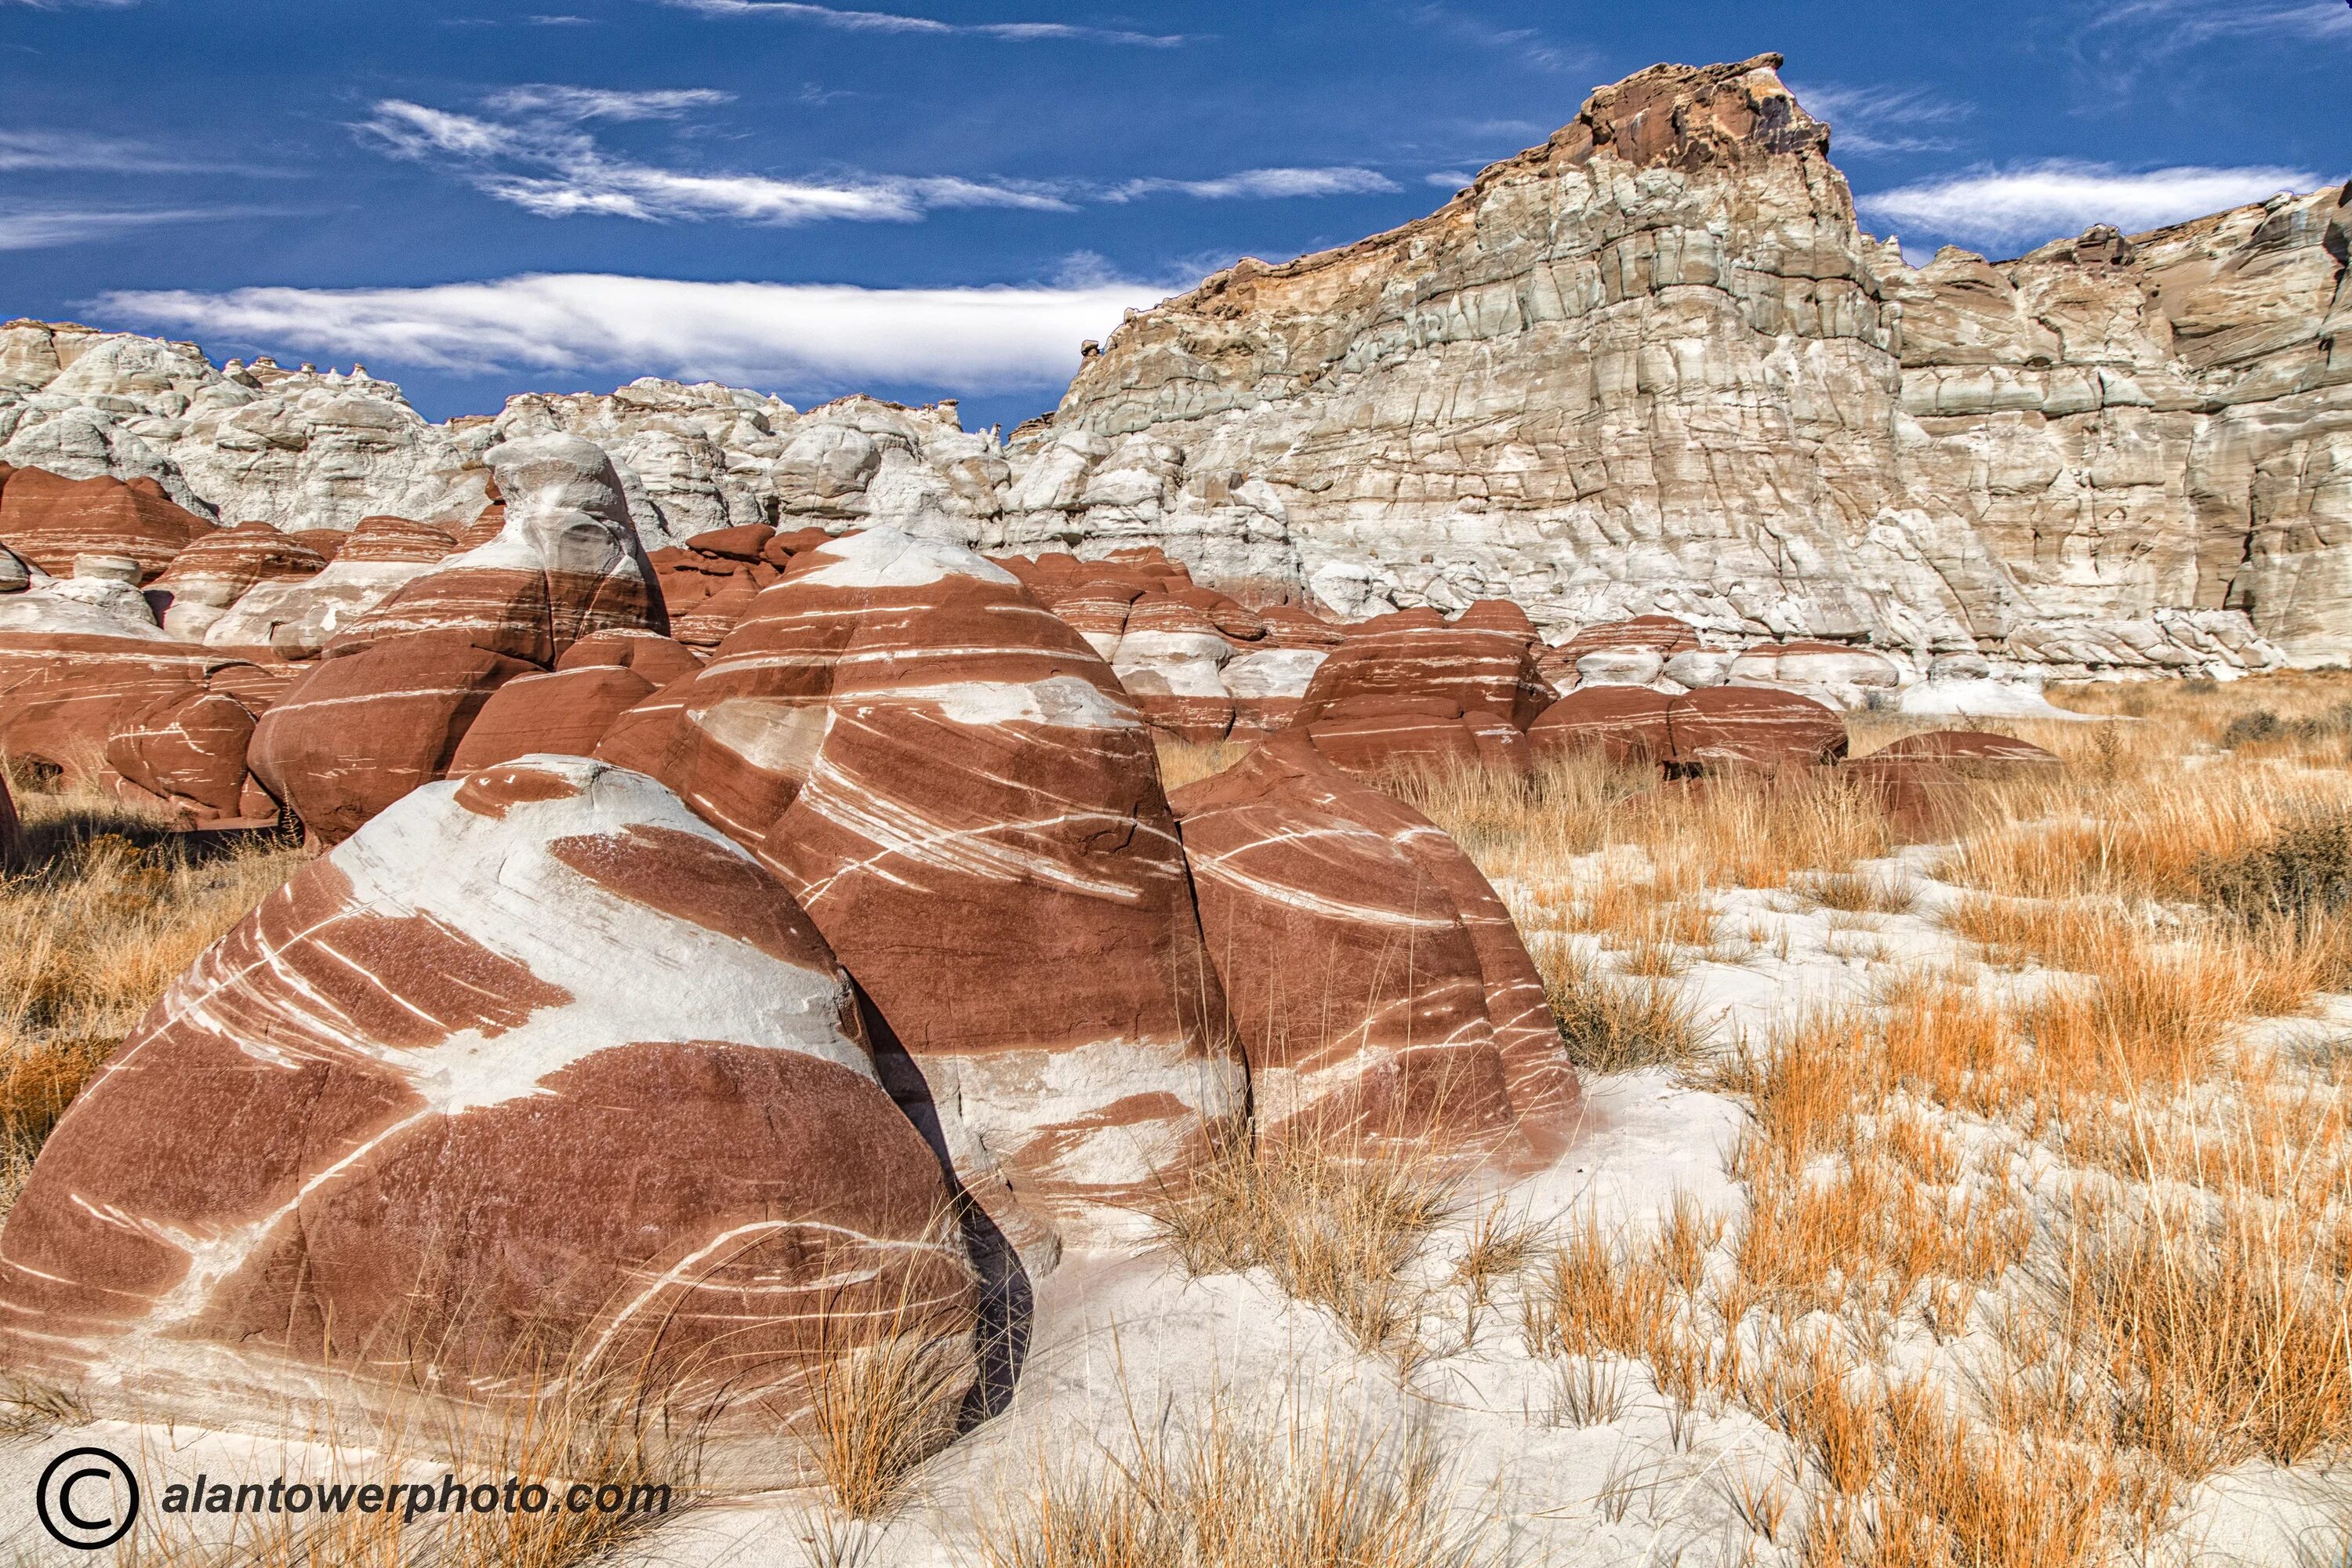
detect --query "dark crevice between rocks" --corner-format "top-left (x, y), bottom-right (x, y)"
top-left (856, 991), bottom-right (1033, 1431)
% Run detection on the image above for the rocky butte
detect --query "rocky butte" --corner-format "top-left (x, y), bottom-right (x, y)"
top-left (2, 54), bottom-right (2347, 677)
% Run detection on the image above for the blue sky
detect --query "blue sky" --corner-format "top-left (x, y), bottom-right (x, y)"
top-left (2, 0), bottom-right (2345, 434)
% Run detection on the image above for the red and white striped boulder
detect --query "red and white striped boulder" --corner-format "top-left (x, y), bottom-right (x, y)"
top-left (641, 527), bottom-right (1245, 1270)
top-left (1110, 597), bottom-right (1238, 742)
top-left (1170, 735), bottom-right (1579, 1165)
top-left (1302, 695), bottom-right (1531, 779)
top-left (0, 568), bottom-right (226, 784)
top-left (201, 515), bottom-right (457, 659)
top-left (151, 522), bottom-right (328, 643)
top-left (1665, 686), bottom-right (1847, 771)
top-left (1300, 603), bottom-right (1556, 732)
top-left (458, 632), bottom-right (709, 774)
top-left (1526, 685), bottom-right (1676, 768)
top-left (0, 467), bottom-right (215, 583)
top-left (325, 435), bottom-right (665, 665)
top-left (0, 756), bottom-right (975, 1446)
top-left (1535, 615), bottom-right (1699, 689)
top-left (246, 437), bottom-right (673, 843)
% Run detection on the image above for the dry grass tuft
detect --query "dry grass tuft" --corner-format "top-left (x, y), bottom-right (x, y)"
top-left (1537, 951), bottom-right (1707, 1074)
top-left (799, 1297), bottom-right (975, 1519)
top-left (975, 1395), bottom-right (1504, 1568)
top-left (1154, 1126), bottom-right (1458, 1363)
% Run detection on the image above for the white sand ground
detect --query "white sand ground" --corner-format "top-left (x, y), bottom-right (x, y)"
top-left (2, 842), bottom-right (2347, 1566)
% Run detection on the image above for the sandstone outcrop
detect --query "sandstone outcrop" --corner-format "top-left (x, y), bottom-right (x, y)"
top-left (0, 756), bottom-right (976, 1439)
top-left (247, 436), bottom-right (666, 843)
top-left (151, 521), bottom-right (328, 643)
top-left (627, 528), bottom-right (1247, 1269)
top-left (1039, 58), bottom-right (2348, 675)
top-left (1170, 735), bottom-right (1579, 1162)
top-left (0, 466), bottom-right (214, 582)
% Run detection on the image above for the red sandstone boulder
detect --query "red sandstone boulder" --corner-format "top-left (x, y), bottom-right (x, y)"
top-left (0, 468), bottom-right (215, 582)
top-left (1171, 735), bottom-right (1580, 1163)
top-left (0, 757), bottom-right (976, 1444)
top-left (1871, 729), bottom-right (2062, 775)
top-left (1665, 686), bottom-right (1846, 771)
top-left (248, 637), bottom-right (537, 842)
top-left (632, 527), bottom-right (1245, 1269)
top-left (557, 628), bottom-right (703, 684)
top-left (1300, 603), bottom-right (1556, 731)
top-left (1526, 686), bottom-right (1676, 767)
top-left (447, 666), bottom-right (659, 773)
top-left (103, 685), bottom-right (264, 822)
top-left (1303, 695), bottom-right (1530, 779)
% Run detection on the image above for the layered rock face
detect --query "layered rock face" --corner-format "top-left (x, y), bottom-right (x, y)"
top-left (0, 757), bottom-right (976, 1437)
top-left (1044, 56), bottom-right (2350, 673)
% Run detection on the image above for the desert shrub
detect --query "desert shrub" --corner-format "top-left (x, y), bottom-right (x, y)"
top-left (2194, 810), bottom-right (2352, 927)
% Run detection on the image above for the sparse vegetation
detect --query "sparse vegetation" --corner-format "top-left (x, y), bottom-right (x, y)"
top-left (0, 766), bottom-right (308, 1212)
top-left (975, 1394), bottom-right (1505, 1568)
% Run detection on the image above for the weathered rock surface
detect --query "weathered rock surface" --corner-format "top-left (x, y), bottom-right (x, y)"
top-left (0, 466), bottom-right (213, 582)
top-left (1170, 735), bottom-right (1579, 1163)
top-left (631, 527), bottom-right (1247, 1269)
top-left (0, 755), bottom-right (976, 1437)
top-left (1041, 58), bottom-right (2348, 673)
top-left (247, 436), bottom-right (667, 843)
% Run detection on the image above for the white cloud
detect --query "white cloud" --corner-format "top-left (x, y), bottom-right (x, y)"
top-left (0, 206), bottom-right (237, 250)
top-left (358, 97), bottom-right (1070, 224)
top-left (0, 129), bottom-right (195, 173)
top-left (656, 0), bottom-right (1184, 45)
top-left (1785, 81), bottom-right (1970, 157)
top-left (95, 273), bottom-right (1165, 392)
top-left (1406, 4), bottom-right (1581, 71)
top-left (2092, 0), bottom-right (2352, 45)
top-left (1858, 160), bottom-right (2325, 250)
top-left (1109, 167), bottom-right (1399, 202)
top-left (1425, 171), bottom-right (1475, 189)
top-left (484, 85), bottom-right (735, 122)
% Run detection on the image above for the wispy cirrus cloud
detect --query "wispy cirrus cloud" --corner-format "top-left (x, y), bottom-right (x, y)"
top-left (1859, 160), bottom-right (2324, 251)
top-left (1406, 4), bottom-right (1584, 71)
top-left (358, 96), bottom-right (1072, 224)
top-left (361, 90), bottom-right (1410, 224)
top-left (1787, 81), bottom-right (1972, 157)
top-left (2089, 0), bottom-right (2352, 45)
top-left (96, 272), bottom-right (1164, 392)
top-left (482, 85), bottom-right (735, 122)
top-left (1109, 167), bottom-right (1399, 202)
top-left (655, 0), bottom-right (1185, 46)
top-left (0, 205), bottom-right (263, 250)
top-left (0, 128), bottom-right (219, 173)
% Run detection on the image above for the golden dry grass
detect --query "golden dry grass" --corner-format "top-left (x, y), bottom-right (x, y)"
top-left (1153, 1125), bottom-right (1460, 1366)
top-left (0, 773), bottom-right (309, 1212)
top-left (1396, 670), bottom-right (2352, 1563)
top-left (975, 1394), bottom-right (1504, 1568)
